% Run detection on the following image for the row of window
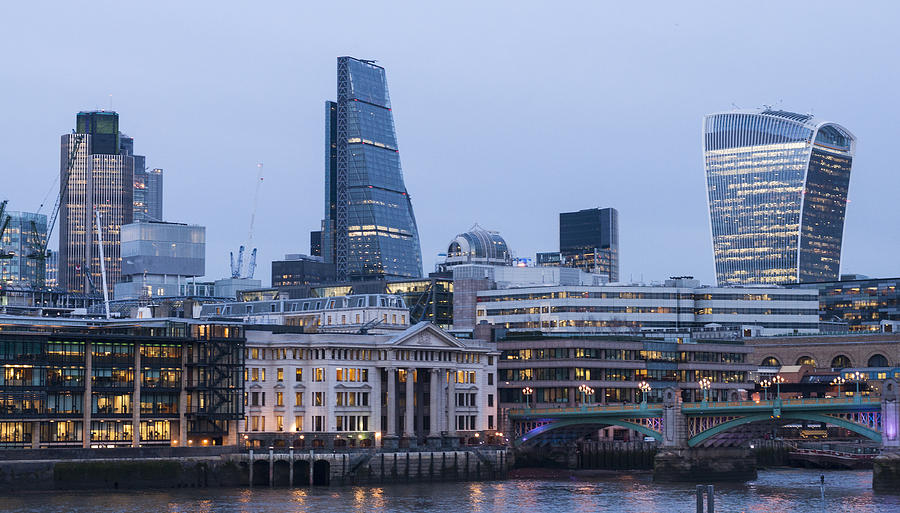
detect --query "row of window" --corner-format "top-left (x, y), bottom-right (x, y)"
top-left (246, 347), bottom-right (487, 365)
top-left (499, 368), bottom-right (748, 383)
top-left (501, 348), bottom-right (746, 364)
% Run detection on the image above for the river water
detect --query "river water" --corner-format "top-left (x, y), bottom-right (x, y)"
top-left (1, 469), bottom-right (898, 512)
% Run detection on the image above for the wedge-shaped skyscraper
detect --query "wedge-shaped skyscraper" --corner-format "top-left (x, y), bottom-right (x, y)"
top-left (703, 109), bottom-right (855, 285)
top-left (322, 57), bottom-right (423, 280)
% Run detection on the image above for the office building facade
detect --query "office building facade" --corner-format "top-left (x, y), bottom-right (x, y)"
top-left (114, 221), bottom-right (205, 300)
top-left (703, 109), bottom-right (856, 285)
top-left (476, 280), bottom-right (819, 336)
top-left (59, 111), bottom-right (135, 295)
top-left (0, 211), bottom-right (47, 287)
top-left (271, 254), bottom-right (335, 298)
top-left (788, 276), bottom-right (900, 332)
top-left (559, 207), bottom-right (619, 283)
top-left (0, 317), bottom-right (244, 448)
top-left (321, 57), bottom-right (423, 281)
top-left (492, 329), bottom-right (753, 408)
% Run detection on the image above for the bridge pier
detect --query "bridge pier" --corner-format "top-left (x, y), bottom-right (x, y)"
top-left (874, 379), bottom-right (900, 492)
top-left (653, 447), bottom-right (757, 482)
top-left (653, 388), bottom-right (756, 482)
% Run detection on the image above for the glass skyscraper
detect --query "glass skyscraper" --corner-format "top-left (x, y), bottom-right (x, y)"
top-left (0, 210), bottom-right (47, 287)
top-left (703, 109), bottom-right (855, 285)
top-left (321, 56), bottom-right (423, 281)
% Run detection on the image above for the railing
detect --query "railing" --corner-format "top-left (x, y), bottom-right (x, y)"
top-left (682, 396), bottom-right (880, 410)
top-left (509, 402), bottom-right (662, 417)
top-left (510, 396), bottom-right (881, 418)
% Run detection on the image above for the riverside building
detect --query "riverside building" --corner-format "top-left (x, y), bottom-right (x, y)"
top-left (0, 317), bottom-right (244, 449)
top-left (491, 328), bottom-right (754, 411)
top-left (703, 109), bottom-right (856, 285)
top-left (240, 322), bottom-right (498, 450)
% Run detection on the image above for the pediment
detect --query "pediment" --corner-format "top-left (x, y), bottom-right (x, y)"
top-left (389, 323), bottom-right (466, 349)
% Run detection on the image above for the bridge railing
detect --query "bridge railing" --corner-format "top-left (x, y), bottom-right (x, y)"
top-left (508, 402), bottom-right (661, 417)
top-left (510, 396), bottom-right (881, 418)
top-left (682, 396), bottom-right (880, 410)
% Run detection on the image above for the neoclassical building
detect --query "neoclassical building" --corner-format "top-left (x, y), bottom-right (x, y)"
top-left (241, 322), bottom-right (498, 449)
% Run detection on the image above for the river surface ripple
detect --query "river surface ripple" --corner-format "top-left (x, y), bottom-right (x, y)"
top-left (1, 469), bottom-right (898, 512)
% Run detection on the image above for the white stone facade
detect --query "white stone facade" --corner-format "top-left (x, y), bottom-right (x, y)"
top-left (240, 322), bottom-right (499, 449)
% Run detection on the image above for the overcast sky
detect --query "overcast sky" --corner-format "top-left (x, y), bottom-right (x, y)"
top-left (2, 1), bottom-right (898, 286)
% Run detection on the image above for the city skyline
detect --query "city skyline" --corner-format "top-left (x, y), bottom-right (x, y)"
top-left (2, 2), bottom-right (898, 287)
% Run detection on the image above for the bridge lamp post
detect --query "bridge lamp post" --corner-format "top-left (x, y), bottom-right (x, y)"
top-left (831, 376), bottom-right (846, 398)
top-left (522, 387), bottom-right (534, 409)
top-left (638, 381), bottom-right (651, 406)
top-left (699, 377), bottom-right (712, 404)
top-left (852, 371), bottom-right (865, 402)
top-left (578, 384), bottom-right (594, 407)
top-left (772, 375), bottom-right (786, 400)
top-left (759, 379), bottom-right (771, 401)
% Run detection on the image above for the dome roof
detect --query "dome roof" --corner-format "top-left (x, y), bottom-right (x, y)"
top-left (445, 224), bottom-right (511, 266)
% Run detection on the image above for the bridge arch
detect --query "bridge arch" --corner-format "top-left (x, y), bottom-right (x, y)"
top-left (517, 417), bottom-right (662, 446)
top-left (687, 412), bottom-right (882, 447)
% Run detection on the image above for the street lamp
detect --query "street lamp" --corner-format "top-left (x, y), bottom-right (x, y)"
top-left (852, 371), bottom-right (866, 400)
top-left (772, 375), bottom-right (786, 400)
top-left (522, 387), bottom-right (534, 409)
top-left (759, 379), bottom-right (771, 401)
top-left (699, 377), bottom-right (712, 403)
top-left (638, 381), bottom-right (651, 405)
top-left (831, 376), bottom-right (846, 398)
top-left (578, 384), bottom-right (594, 406)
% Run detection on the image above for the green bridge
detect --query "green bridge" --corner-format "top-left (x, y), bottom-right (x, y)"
top-left (509, 382), bottom-right (900, 449)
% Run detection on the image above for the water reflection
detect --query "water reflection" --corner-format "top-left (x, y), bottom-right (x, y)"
top-left (1, 470), bottom-right (898, 513)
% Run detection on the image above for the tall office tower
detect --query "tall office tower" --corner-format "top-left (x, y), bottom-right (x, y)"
top-left (0, 211), bottom-right (47, 286)
top-left (59, 111), bottom-right (134, 294)
top-left (321, 57), bottom-right (423, 281)
top-left (559, 207), bottom-right (619, 282)
top-left (703, 109), bottom-right (855, 285)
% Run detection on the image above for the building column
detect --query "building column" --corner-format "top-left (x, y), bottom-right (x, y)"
top-left (132, 343), bottom-right (141, 447)
top-left (179, 343), bottom-right (188, 446)
top-left (386, 368), bottom-right (397, 437)
top-left (404, 368), bottom-right (415, 438)
top-left (428, 368), bottom-right (439, 438)
top-left (82, 340), bottom-right (92, 448)
top-left (371, 366), bottom-right (382, 435)
top-left (446, 368), bottom-right (457, 437)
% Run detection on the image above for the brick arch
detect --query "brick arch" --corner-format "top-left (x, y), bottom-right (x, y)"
top-left (828, 353), bottom-right (853, 369)
top-left (759, 355), bottom-right (782, 367)
top-left (864, 351), bottom-right (890, 368)
top-left (795, 355), bottom-right (817, 367)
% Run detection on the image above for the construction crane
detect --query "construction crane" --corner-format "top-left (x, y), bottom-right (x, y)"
top-left (0, 201), bottom-right (14, 261)
top-left (229, 163), bottom-right (264, 279)
top-left (26, 133), bottom-right (84, 289)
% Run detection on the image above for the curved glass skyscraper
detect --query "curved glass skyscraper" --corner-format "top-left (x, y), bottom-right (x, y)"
top-left (703, 109), bottom-right (855, 285)
top-left (322, 57), bottom-right (423, 281)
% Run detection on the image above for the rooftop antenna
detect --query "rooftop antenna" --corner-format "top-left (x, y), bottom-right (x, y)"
top-left (731, 102), bottom-right (740, 110)
top-left (108, 94), bottom-right (113, 111)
